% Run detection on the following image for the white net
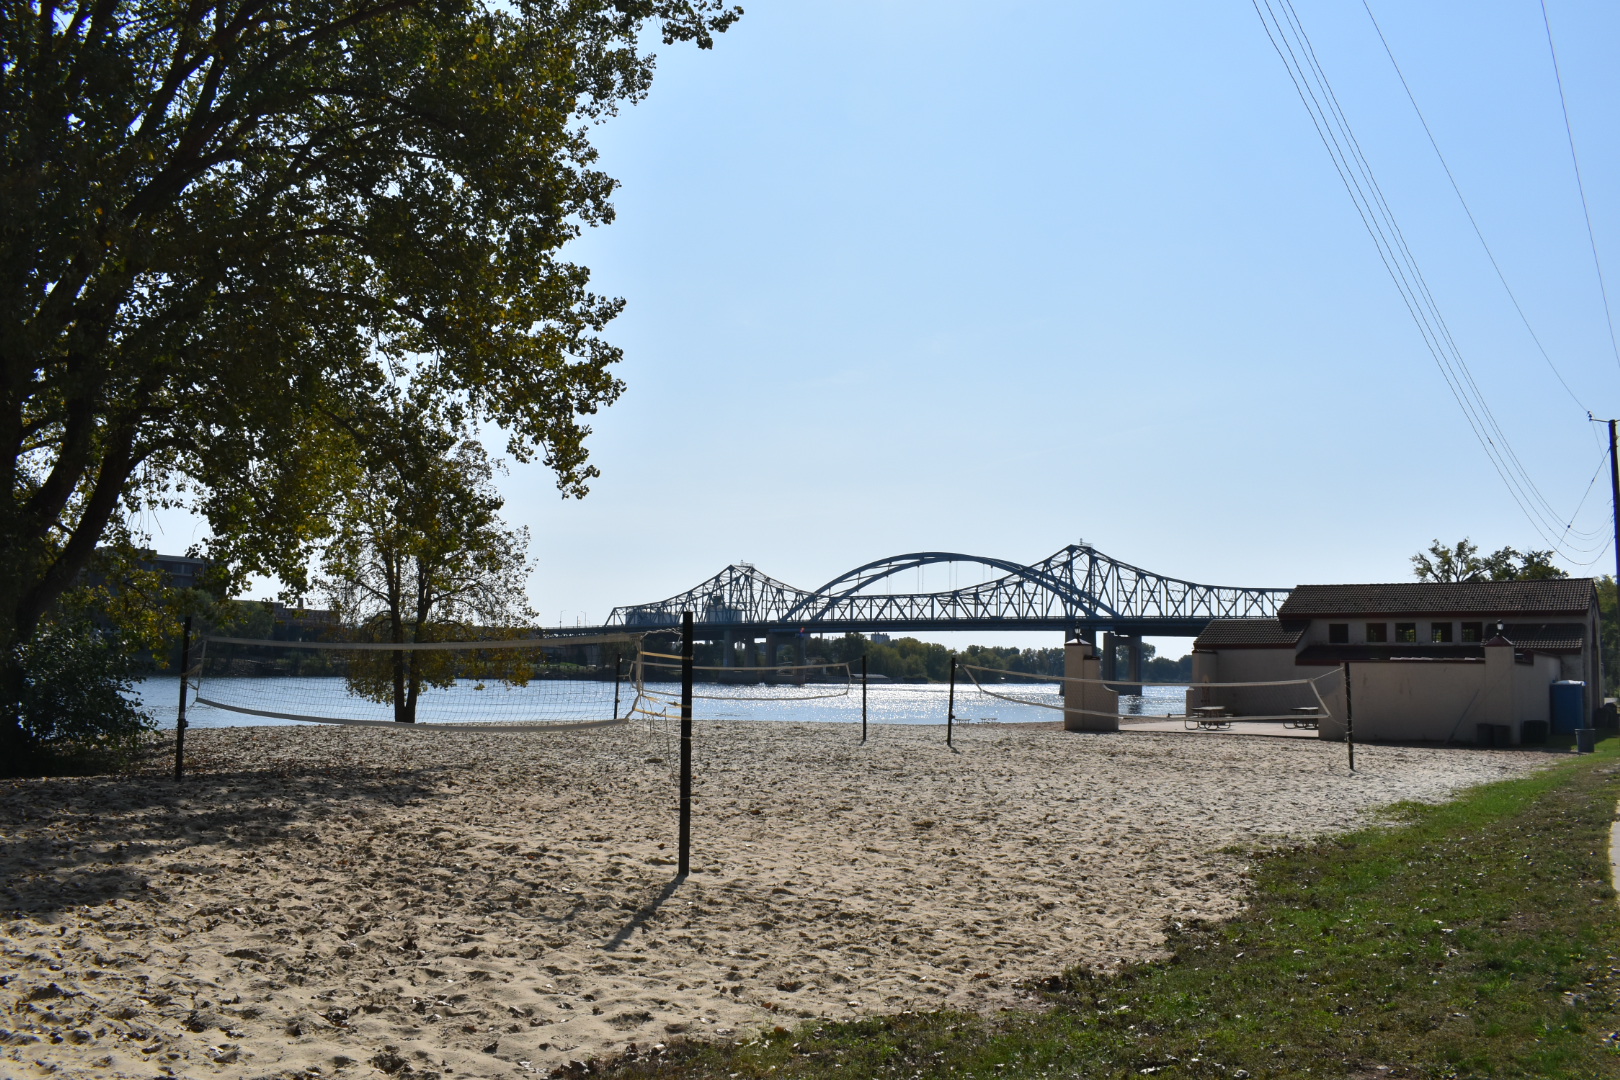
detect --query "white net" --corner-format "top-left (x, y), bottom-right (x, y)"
top-left (960, 664), bottom-right (1336, 727)
top-left (190, 633), bottom-right (643, 732)
top-left (628, 650), bottom-right (852, 763)
top-left (630, 651), bottom-right (853, 716)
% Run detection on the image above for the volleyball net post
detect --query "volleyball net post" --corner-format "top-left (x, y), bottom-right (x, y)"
top-left (860, 654), bottom-right (868, 743)
top-left (1343, 662), bottom-right (1355, 772)
top-left (946, 654), bottom-right (956, 747)
top-left (678, 611), bottom-right (694, 878)
top-left (174, 614), bottom-right (192, 781)
top-left (612, 657), bottom-right (623, 721)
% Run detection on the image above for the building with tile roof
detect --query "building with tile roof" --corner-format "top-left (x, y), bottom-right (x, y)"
top-left (1186, 579), bottom-right (1601, 745)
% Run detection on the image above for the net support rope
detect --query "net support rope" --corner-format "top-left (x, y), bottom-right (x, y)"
top-left (191, 634), bottom-right (644, 733)
top-left (961, 664), bottom-right (1338, 723)
top-left (190, 696), bottom-right (629, 732)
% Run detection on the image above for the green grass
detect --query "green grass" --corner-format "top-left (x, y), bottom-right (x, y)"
top-left (592, 740), bottom-right (1620, 1080)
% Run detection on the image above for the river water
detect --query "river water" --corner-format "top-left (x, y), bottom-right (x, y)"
top-left (135, 677), bottom-right (1191, 729)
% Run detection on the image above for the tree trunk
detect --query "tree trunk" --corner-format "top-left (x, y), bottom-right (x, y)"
top-left (0, 652), bottom-right (35, 776)
top-left (404, 651), bottom-right (421, 725)
top-left (387, 553), bottom-right (412, 722)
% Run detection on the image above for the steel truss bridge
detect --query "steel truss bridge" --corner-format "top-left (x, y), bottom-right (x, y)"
top-left (580, 544), bottom-right (1288, 641)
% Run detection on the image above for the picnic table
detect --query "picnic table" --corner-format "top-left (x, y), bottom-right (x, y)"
top-left (1187, 705), bottom-right (1232, 731)
top-left (1286, 706), bottom-right (1321, 730)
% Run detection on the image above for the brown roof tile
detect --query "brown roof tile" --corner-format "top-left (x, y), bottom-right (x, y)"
top-left (1193, 618), bottom-right (1306, 649)
top-left (1277, 579), bottom-right (1596, 619)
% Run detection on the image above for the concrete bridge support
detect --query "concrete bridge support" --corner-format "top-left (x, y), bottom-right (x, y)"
top-left (722, 629), bottom-right (736, 668)
top-left (1101, 632), bottom-right (1143, 696)
top-left (1121, 634), bottom-right (1143, 696)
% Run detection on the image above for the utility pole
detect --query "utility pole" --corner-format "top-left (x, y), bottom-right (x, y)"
top-left (1610, 419), bottom-right (1620, 591)
top-left (1591, 415), bottom-right (1620, 706)
top-left (1589, 415), bottom-right (1620, 589)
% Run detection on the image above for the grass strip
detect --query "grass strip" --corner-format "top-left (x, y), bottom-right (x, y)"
top-left (593, 740), bottom-right (1620, 1080)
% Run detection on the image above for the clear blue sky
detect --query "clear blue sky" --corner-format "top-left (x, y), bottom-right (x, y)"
top-left (162, 1), bottom-right (1620, 654)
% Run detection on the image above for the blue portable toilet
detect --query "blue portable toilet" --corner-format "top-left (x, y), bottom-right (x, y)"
top-left (1550, 681), bottom-right (1586, 734)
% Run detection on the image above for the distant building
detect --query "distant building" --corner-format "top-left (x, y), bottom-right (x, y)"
top-left (140, 552), bottom-right (213, 592)
top-left (1190, 579), bottom-right (1602, 745)
top-left (266, 602), bottom-right (339, 641)
top-left (871, 633), bottom-right (891, 644)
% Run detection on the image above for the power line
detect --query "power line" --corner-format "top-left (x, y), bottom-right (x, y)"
top-left (1361, 0), bottom-right (1589, 415)
top-left (1539, 0), bottom-right (1620, 374)
top-left (1558, 439), bottom-right (1613, 565)
top-left (1250, 0), bottom-right (1605, 555)
top-left (1279, 2), bottom-right (1603, 544)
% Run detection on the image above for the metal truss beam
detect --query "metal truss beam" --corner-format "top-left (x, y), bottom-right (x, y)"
top-left (597, 545), bottom-right (1289, 637)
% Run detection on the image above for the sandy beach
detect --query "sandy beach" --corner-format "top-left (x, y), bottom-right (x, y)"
top-left (1, 720), bottom-right (1552, 1079)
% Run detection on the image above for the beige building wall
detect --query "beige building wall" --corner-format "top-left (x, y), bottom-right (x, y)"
top-left (1194, 643), bottom-right (1559, 745)
top-left (1335, 661), bottom-right (1491, 744)
top-left (1314, 650), bottom-right (1557, 745)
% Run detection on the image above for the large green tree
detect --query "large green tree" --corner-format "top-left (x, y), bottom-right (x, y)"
top-left (0, 0), bottom-right (738, 752)
top-left (1411, 538), bottom-right (1568, 583)
top-left (319, 396), bottom-right (534, 722)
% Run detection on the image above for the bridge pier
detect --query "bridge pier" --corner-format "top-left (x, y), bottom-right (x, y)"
top-left (1101, 632), bottom-right (1143, 696)
top-left (1121, 634), bottom-right (1144, 696)
top-left (722, 629), bottom-right (736, 669)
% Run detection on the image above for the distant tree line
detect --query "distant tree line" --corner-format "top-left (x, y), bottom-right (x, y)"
top-left (666, 632), bottom-right (1195, 684)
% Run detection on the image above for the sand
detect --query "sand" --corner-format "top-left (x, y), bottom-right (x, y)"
top-left (0, 720), bottom-right (1553, 1079)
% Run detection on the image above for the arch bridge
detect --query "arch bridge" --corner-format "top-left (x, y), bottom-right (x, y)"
top-left (595, 544), bottom-right (1288, 642)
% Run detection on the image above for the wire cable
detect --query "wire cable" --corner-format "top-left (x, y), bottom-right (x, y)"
top-left (1539, 0), bottom-right (1620, 374)
top-left (1361, 0), bottom-right (1591, 413)
top-left (1251, 0), bottom-right (1606, 555)
top-left (1275, 0), bottom-right (1601, 545)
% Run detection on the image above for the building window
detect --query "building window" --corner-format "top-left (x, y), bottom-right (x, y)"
top-left (1328, 623), bottom-right (1349, 644)
top-left (1366, 622), bottom-right (1388, 643)
top-left (1395, 622), bottom-right (1417, 643)
top-left (1431, 622), bottom-right (1453, 643)
top-left (1461, 622), bottom-right (1483, 643)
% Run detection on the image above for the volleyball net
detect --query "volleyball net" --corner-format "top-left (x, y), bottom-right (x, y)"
top-left (184, 634), bottom-right (861, 734)
top-left (960, 664), bottom-right (1337, 724)
top-left (189, 633), bottom-right (643, 732)
top-left (630, 651), bottom-right (853, 718)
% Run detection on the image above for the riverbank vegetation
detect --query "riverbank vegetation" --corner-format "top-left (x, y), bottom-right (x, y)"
top-left (596, 737), bottom-right (1620, 1080)
top-left (804, 635), bottom-right (1192, 684)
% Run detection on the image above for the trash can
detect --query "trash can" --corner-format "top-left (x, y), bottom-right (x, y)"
top-left (1597, 700), bottom-right (1618, 730)
top-left (1576, 728), bottom-right (1596, 754)
top-left (1550, 681), bottom-right (1586, 734)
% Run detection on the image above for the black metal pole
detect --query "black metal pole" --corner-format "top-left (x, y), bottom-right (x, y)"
top-left (947, 654), bottom-right (956, 747)
top-left (678, 611), bottom-right (693, 877)
top-left (1342, 662), bottom-right (1355, 772)
top-left (861, 654), bottom-right (868, 743)
top-left (1610, 419), bottom-right (1620, 593)
top-left (1609, 419), bottom-right (1620, 700)
top-left (174, 615), bottom-right (192, 781)
top-left (612, 656), bottom-right (623, 720)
